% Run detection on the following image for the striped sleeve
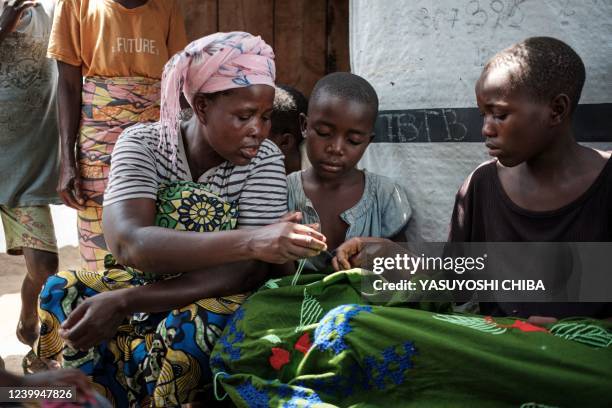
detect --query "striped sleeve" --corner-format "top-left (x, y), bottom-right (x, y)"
top-left (103, 125), bottom-right (161, 206)
top-left (236, 140), bottom-right (288, 228)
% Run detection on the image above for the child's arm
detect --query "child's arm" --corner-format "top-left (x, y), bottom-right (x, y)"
top-left (56, 61), bottom-right (84, 209)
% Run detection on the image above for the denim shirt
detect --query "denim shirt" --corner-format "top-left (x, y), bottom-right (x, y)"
top-left (287, 169), bottom-right (412, 270)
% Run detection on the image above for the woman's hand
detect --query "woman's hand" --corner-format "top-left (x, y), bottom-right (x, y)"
top-left (249, 218), bottom-right (327, 264)
top-left (59, 291), bottom-right (128, 350)
top-left (332, 237), bottom-right (392, 271)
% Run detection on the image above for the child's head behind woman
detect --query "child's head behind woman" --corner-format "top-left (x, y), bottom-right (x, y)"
top-left (269, 85), bottom-right (309, 174)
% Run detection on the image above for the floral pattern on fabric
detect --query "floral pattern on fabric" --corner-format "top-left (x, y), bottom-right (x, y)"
top-left (216, 308), bottom-right (246, 363)
top-left (209, 272), bottom-right (612, 407)
top-left (432, 314), bottom-right (508, 335)
top-left (155, 181), bottom-right (238, 232)
top-left (281, 386), bottom-right (323, 408)
top-left (313, 304), bottom-right (372, 354)
top-left (363, 342), bottom-right (418, 390)
top-left (236, 379), bottom-right (270, 408)
top-left (549, 321), bottom-right (612, 348)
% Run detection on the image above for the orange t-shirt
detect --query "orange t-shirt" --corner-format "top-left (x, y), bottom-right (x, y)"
top-left (47, 0), bottom-right (188, 78)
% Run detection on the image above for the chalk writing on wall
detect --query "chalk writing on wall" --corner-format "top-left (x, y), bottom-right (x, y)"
top-left (409, 0), bottom-right (578, 36)
top-left (411, 0), bottom-right (529, 35)
top-left (374, 104), bottom-right (612, 143)
top-left (376, 109), bottom-right (468, 143)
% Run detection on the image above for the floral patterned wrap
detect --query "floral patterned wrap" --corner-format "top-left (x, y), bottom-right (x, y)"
top-left (77, 76), bottom-right (161, 272)
top-left (155, 180), bottom-right (238, 232)
top-left (38, 181), bottom-right (247, 407)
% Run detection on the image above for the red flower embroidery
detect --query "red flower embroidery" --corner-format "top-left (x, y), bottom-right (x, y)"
top-left (269, 347), bottom-right (291, 370)
top-left (509, 320), bottom-right (549, 333)
top-left (294, 332), bottom-right (312, 354)
top-left (486, 316), bottom-right (549, 333)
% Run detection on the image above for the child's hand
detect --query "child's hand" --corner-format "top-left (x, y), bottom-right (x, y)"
top-left (332, 237), bottom-right (365, 271)
top-left (0, 0), bottom-right (36, 34)
top-left (280, 211), bottom-right (321, 232)
top-left (332, 237), bottom-right (392, 271)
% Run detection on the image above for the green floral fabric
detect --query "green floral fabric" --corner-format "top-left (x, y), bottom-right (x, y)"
top-left (211, 270), bottom-right (612, 407)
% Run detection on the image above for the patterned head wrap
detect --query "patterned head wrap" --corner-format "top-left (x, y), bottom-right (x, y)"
top-left (159, 32), bottom-right (276, 161)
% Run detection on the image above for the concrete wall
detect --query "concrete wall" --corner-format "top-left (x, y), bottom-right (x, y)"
top-left (350, 0), bottom-right (612, 241)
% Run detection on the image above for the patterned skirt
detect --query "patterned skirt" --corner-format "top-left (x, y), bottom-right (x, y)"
top-left (77, 76), bottom-right (161, 272)
top-left (38, 181), bottom-right (247, 407)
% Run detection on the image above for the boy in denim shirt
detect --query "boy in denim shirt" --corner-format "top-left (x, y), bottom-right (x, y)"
top-left (288, 72), bottom-right (412, 271)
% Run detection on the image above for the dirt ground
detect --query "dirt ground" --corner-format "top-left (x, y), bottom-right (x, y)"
top-left (0, 246), bottom-right (80, 374)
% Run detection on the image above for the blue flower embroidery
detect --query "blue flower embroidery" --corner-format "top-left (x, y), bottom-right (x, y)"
top-left (313, 304), bottom-right (372, 354)
top-left (281, 386), bottom-right (322, 408)
top-left (236, 380), bottom-right (269, 408)
top-left (363, 341), bottom-right (418, 390)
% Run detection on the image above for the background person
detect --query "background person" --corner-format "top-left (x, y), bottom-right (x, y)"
top-left (269, 84), bottom-right (308, 174)
top-left (0, 0), bottom-right (60, 360)
top-left (48, 0), bottom-right (187, 270)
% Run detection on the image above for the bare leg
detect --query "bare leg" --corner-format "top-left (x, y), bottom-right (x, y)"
top-left (17, 248), bottom-right (58, 348)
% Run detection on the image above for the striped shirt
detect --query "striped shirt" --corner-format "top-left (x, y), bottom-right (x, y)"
top-left (104, 122), bottom-right (288, 228)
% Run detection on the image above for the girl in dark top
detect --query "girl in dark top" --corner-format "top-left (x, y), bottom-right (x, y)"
top-left (449, 36), bottom-right (612, 320)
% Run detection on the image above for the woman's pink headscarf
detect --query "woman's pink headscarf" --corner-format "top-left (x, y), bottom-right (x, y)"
top-left (159, 32), bottom-right (276, 162)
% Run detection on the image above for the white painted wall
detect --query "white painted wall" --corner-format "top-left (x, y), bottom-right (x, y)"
top-left (350, 0), bottom-right (612, 241)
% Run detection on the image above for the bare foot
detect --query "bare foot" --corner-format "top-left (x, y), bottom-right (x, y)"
top-left (16, 317), bottom-right (39, 348)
